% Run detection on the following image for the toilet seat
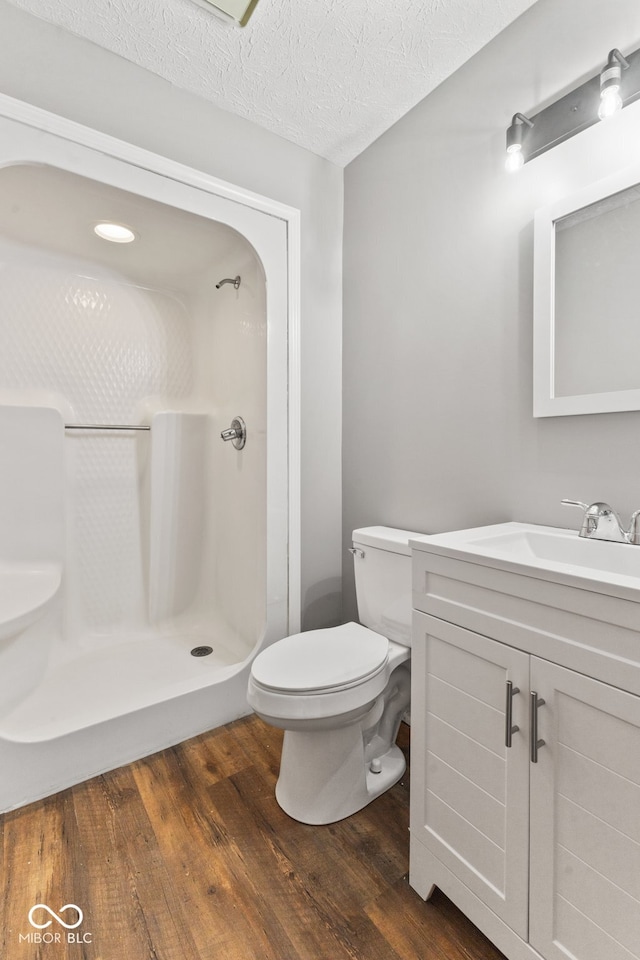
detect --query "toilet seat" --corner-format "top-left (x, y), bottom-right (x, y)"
top-left (251, 622), bottom-right (389, 694)
top-left (247, 622), bottom-right (395, 723)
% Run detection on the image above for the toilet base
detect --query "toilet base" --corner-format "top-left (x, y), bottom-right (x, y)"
top-left (274, 722), bottom-right (406, 825)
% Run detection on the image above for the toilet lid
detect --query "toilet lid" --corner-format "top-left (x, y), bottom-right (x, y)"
top-left (252, 622), bottom-right (389, 693)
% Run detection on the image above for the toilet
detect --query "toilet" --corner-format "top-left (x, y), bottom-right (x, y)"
top-left (247, 526), bottom-right (423, 825)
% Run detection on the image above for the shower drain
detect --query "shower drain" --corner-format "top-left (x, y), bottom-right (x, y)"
top-left (190, 645), bottom-right (214, 657)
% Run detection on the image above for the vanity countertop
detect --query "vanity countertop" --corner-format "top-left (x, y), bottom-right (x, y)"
top-left (410, 521), bottom-right (640, 603)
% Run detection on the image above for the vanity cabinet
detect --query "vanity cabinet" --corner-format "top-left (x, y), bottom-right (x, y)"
top-left (411, 616), bottom-right (531, 939)
top-left (529, 656), bottom-right (640, 960)
top-left (410, 545), bottom-right (640, 960)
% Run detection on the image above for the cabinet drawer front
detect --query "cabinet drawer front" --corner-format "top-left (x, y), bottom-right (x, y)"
top-left (411, 613), bottom-right (530, 939)
top-left (530, 658), bottom-right (640, 960)
top-left (412, 549), bottom-right (640, 697)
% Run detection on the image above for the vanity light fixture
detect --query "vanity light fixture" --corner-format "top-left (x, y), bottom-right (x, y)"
top-left (505, 113), bottom-right (534, 172)
top-left (505, 45), bottom-right (640, 170)
top-left (598, 49), bottom-right (629, 119)
top-left (188, 0), bottom-right (260, 26)
top-left (93, 222), bottom-right (136, 243)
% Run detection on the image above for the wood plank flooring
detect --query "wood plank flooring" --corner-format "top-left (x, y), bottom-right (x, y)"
top-left (1, 715), bottom-right (506, 960)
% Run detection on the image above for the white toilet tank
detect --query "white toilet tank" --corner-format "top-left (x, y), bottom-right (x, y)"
top-left (352, 526), bottom-right (423, 647)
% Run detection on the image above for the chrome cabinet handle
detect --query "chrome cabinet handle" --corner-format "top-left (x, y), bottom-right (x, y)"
top-left (530, 691), bottom-right (545, 763)
top-left (505, 680), bottom-right (520, 748)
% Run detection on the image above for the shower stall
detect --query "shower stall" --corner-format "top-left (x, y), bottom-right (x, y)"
top-left (0, 101), bottom-right (295, 811)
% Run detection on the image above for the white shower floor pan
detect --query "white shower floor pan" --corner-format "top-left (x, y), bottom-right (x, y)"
top-left (0, 634), bottom-right (258, 743)
top-left (0, 628), bottom-right (253, 743)
top-left (0, 623), bottom-right (259, 812)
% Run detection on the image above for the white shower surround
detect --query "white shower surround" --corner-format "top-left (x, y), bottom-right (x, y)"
top-left (0, 93), bottom-right (300, 812)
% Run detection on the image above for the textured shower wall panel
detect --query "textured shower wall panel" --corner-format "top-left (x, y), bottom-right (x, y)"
top-left (0, 405), bottom-right (64, 563)
top-left (0, 258), bottom-right (193, 418)
top-left (0, 253), bottom-right (194, 634)
top-left (68, 433), bottom-right (146, 630)
top-left (147, 411), bottom-right (208, 624)
top-left (203, 248), bottom-right (267, 648)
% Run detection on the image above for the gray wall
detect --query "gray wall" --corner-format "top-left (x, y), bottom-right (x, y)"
top-left (0, 1), bottom-right (344, 631)
top-left (343, 0), bottom-right (640, 619)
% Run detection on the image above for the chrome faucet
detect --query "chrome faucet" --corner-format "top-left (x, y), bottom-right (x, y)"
top-left (562, 499), bottom-right (640, 544)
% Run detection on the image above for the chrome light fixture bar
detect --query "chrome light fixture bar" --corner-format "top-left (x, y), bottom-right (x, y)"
top-left (505, 46), bottom-right (640, 171)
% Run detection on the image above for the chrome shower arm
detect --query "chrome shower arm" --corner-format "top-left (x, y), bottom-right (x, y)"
top-left (216, 275), bottom-right (241, 290)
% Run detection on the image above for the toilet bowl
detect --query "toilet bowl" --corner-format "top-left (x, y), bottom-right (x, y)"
top-left (247, 526), bottom-right (423, 825)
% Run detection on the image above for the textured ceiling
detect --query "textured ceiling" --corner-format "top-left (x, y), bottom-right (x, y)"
top-left (8, 0), bottom-right (540, 166)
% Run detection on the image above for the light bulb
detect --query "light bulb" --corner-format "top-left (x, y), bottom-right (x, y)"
top-left (505, 113), bottom-right (532, 173)
top-left (505, 144), bottom-right (524, 172)
top-left (598, 85), bottom-right (623, 120)
top-left (93, 222), bottom-right (136, 243)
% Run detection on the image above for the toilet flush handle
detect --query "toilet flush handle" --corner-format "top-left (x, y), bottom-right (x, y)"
top-left (348, 547), bottom-right (365, 559)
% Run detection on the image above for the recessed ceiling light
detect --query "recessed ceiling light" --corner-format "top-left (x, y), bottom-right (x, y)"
top-left (93, 222), bottom-right (136, 243)
top-left (188, 0), bottom-right (260, 26)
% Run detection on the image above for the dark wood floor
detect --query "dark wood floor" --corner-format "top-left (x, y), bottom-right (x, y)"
top-left (1, 715), bottom-right (505, 960)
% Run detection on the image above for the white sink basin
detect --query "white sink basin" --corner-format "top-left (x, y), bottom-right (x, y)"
top-left (0, 562), bottom-right (62, 641)
top-left (413, 522), bottom-right (640, 597)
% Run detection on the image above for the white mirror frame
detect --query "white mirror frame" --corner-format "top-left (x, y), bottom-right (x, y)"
top-left (533, 162), bottom-right (640, 417)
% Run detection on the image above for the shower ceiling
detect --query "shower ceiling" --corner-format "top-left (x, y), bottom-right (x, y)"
top-left (0, 164), bottom-right (235, 290)
top-left (7, 0), bottom-right (540, 166)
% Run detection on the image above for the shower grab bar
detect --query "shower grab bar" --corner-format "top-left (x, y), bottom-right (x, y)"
top-left (65, 423), bottom-right (151, 432)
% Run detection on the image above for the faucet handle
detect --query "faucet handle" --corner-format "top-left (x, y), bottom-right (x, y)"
top-left (562, 499), bottom-right (595, 537)
top-left (628, 508), bottom-right (640, 545)
top-left (562, 499), bottom-right (627, 541)
top-left (561, 499), bottom-right (590, 511)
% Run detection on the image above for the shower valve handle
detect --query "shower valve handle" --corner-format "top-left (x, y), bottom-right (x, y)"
top-left (221, 416), bottom-right (246, 450)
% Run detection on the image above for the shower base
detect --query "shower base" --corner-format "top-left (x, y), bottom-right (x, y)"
top-left (0, 618), bottom-right (257, 812)
top-left (0, 625), bottom-right (252, 743)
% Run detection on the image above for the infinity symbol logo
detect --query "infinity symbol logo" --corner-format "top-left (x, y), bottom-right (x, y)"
top-left (28, 904), bottom-right (84, 930)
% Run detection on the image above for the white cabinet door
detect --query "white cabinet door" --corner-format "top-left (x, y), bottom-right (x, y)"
top-left (529, 657), bottom-right (640, 960)
top-left (411, 613), bottom-right (531, 938)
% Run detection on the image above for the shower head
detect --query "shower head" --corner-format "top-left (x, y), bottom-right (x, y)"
top-left (216, 275), bottom-right (241, 290)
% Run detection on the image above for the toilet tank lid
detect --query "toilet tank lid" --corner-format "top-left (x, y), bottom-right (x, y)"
top-left (251, 623), bottom-right (389, 693)
top-left (352, 526), bottom-right (424, 556)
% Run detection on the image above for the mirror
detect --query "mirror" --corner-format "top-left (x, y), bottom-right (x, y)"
top-left (533, 165), bottom-right (640, 416)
